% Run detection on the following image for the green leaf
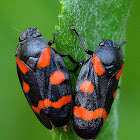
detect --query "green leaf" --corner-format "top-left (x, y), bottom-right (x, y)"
top-left (52, 0), bottom-right (132, 140)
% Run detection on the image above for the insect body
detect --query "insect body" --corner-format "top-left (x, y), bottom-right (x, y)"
top-left (15, 27), bottom-right (73, 129)
top-left (71, 27), bottom-right (124, 139)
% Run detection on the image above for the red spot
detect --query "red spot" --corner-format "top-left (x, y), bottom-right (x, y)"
top-left (38, 100), bottom-right (45, 111)
top-left (31, 95), bottom-right (71, 114)
top-left (31, 100), bottom-right (45, 114)
top-left (80, 81), bottom-right (94, 93)
top-left (116, 63), bottom-right (124, 80)
top-left (31, 106), bottom-right (40, 114)
top-left (23, 82), bottom-right (30, 93)
top-left (92, 55), bottom-right (105, 75)
top-left (37, 46), bottom-right (51, 68)
top-left (44, 95), bottom-right (71, 108)
top-left (16, 57), bottom-right (30, 74)
top-left (73, 106), bottom-right (107, 123)
top-left (102, 109), bottom-right (108, 123)
top-left (49, 71), bottom-right (65, 85)
top-left (113, 90), bottom-right (117, 99)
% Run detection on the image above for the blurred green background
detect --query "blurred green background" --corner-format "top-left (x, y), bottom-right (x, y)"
top-left (0, 0), bottom-right (139, 140)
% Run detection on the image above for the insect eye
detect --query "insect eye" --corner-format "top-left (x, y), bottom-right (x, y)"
top-left (19, 36), bottom-right (26, 42)
top-left (99, 41), bottom-right (105, 47)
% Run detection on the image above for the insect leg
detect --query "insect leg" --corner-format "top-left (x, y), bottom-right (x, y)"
top-left (48, 33), bottom-right (55, 46)
top-left (71, 26), bottom-right (94, 55)
top-left (60, 53), bottom-right (84, 72)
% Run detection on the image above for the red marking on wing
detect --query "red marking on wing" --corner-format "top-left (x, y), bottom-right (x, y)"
top-left (16, 57), bottom-right (30, 74)
top-left (49, 71), bottom-right (65, 85)
top-left (37, 46), bottom-right (51, 68)
top-left (92, 55), bottom-right (105, 75)
top-left (113, 90), bottom-right (117, 99)
top-left (80, 81), bottom-right (94, 93)
top-left (73, 106), bottom-right (107, 123)
top-left (31, 95), bottom-right (71, 114)
top-left (31, 106), bottom-right (40, 114)
top-left (116, 63), bottom-right (124, 80)
top-left (23, 82), bottom-right (30, 93)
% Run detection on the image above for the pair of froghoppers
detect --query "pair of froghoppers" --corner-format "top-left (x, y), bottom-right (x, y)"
top-left (15, 27), bottom-right (124, 139)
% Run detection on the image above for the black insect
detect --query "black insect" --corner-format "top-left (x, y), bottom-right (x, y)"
top-left (15, 27), bottom-right (78, 129)
top-left (71, 27), bottom-right (125, 139)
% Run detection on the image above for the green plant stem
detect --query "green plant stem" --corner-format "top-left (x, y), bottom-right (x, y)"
top-left (52, 0), bottom-right (131, 140)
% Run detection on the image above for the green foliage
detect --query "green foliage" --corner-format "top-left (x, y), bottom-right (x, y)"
top-left (52, 0), bottom-right (131, 140)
